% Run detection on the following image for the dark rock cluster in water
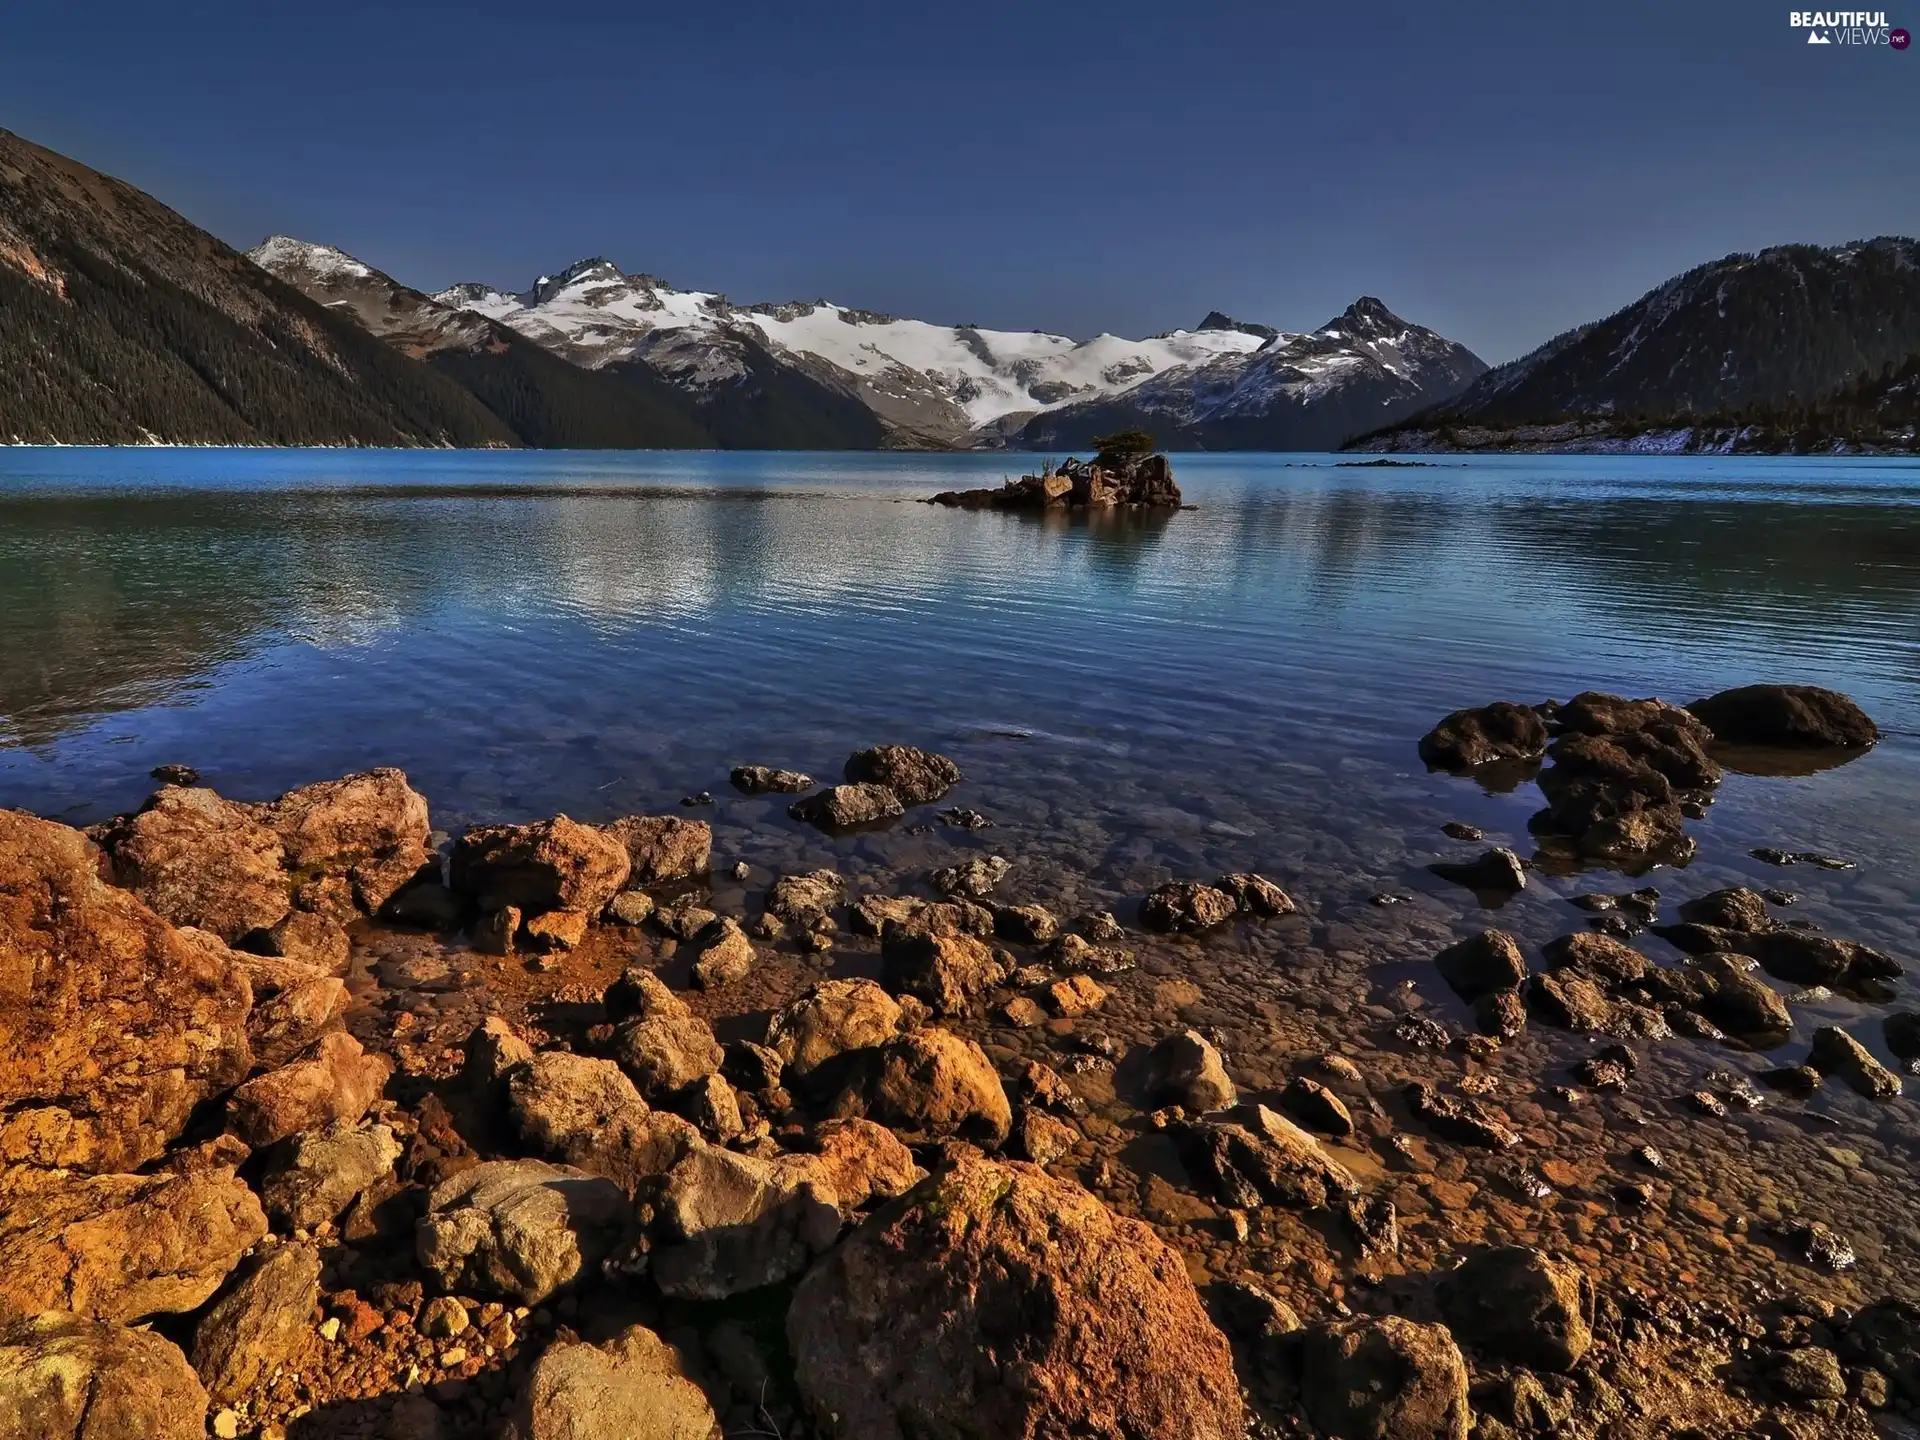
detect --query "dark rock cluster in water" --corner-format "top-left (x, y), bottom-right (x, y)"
top-left (0, 681), bottom-right (1909, 1439)
top-left (929, 451), bottom-right (1183, 510)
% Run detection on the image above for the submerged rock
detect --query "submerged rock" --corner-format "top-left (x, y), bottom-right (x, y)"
top-left (843, 745), bottom-right (963, 805)
top-left (1140, 880), bottom-right (1238, 933)
top-left (789, 783), bottom-right (905, 830)
top-left (787, 1154), bottom-right (1243, 1440)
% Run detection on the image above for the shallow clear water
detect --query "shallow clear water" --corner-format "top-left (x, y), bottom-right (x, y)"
top-left (4, 446), bottom-right (1920, 1302)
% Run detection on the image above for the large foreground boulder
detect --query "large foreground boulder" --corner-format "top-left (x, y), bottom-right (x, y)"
top-left (601, 815), bottom-right (711, 884)
top-left (450, 816), bottom-right (631, 917)
top-left (228, 1031), bottom-right (391, 1147)
top-left (1437, 1245), bottom-right (1594, 1371)
top-left (1299, 1315), bottom-right (1471, 1440)
top-left (416, 1160), bottom-right (629, 1305)
top-left (504, 1323), bottom-right (719, 1440)
top-left (1689, 684), bottom-right (1878, 748)
top-left (788, 1156), bottom-right (1243, 1440)
top-left (0, 1312), bottom-right (209, 1440)
top-left (0, 1169), bottom-right (266, 1324)
top-left (831, 1030), bottom-right (1012, 1147)
top-left (257, 767), bottom-right (431, 913)
top-left (97, 787), bottom-right (289, 941)
top-left (0, 811), bottom-right (253, 1173)
top-left (189, 1241), bottom-right (322, 1405)
top-left (646, 1122), bottom-right (921, 1300)
top-left (505, 1051), bottom-right (699, 1193)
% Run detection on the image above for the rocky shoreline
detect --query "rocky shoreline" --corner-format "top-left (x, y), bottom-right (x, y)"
top-left (1, 693), bottom-right (1916, 1439)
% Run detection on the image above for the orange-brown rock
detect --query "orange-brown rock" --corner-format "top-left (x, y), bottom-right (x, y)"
top-left (0, 1312), bottom-right (210, 1440)
top-left (0, 810), bottom-right (253, 1174)
top-left (601, 814), bottom-right (712, 884)
top-left (0, 1168), bottom-right (266, 1324)
top-left (99, 787), bottom-right (290, 941)
top-left (832, 1029), bottom-right (1012, 1147)
top-left (789, 1155), bottom-right (1243, 1440)
top-left (257, 766), bottom-right (429, 873)
top-left (228, 1031), bottom-right (391, 1147)
top-left (450, 816), bottom-right (631, 917)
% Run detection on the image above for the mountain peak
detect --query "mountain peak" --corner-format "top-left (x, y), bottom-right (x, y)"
top-left (530, 256), bottom-right (629, 303)
top-left (1325, 296), bottom-right (1404, 335)
top-left (247, 234), bottom-right (374, 283)
top-left (1196, 310), bottom-right (1279, 341)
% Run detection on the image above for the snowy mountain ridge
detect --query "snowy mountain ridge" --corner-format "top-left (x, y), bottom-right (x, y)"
top-left (248, 235), bottom-right (1486, 449)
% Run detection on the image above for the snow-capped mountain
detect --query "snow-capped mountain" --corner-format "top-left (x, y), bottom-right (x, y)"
top-left (252, 235), bottom-right (1486, 449)
top-left (1017, 298), bottom-right (1488, 451)
top-left (249, 237), bottom-right (885, 450)
top-left (430, 257), bottom-right (1274, 445)
top-left (1391, 237), bottom-right (1920, 429)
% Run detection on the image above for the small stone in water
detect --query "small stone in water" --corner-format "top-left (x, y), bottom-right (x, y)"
top-left (731, 861), bottom-right (750, 880)
top-left (938, 806), bottom-right (992, 830)
top-left (1763, 889), bottom-right (1798, 906)
top-left (681, 791), bottom-right (713, 806)
top-left (1441, 821), bottom-right (1484, 841)
top-left (1370, 891), bottom-right (1414, 907)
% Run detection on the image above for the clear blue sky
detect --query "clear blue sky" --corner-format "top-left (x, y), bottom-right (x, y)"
top-left (5, 0), bottom-right (1916, 361)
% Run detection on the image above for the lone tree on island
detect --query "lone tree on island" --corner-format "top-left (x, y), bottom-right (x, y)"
top-left (1091, 428), bottom-right (1156, 466)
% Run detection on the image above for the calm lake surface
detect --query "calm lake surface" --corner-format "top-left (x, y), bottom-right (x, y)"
top-left (3, 446), bottom-right (1920, 1297)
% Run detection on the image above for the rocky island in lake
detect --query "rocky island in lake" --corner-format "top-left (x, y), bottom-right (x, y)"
top-left (929, 430), bottom-right (1185, 511)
